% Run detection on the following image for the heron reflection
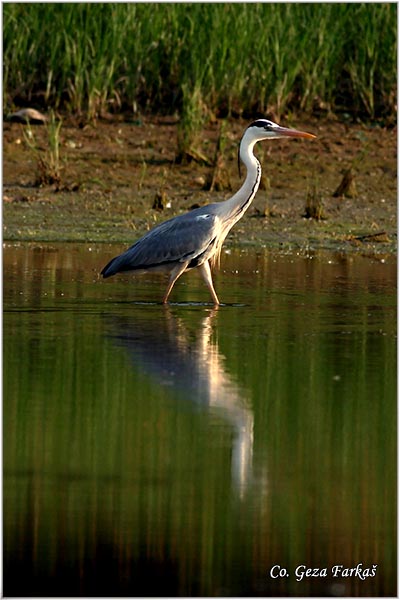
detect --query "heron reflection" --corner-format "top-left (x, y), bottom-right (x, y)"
top-left (104, 307), bottom-right (254, 493)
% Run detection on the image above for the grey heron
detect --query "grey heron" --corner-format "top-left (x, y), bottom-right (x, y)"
top-left (101, 119), bottom-right (315, 304)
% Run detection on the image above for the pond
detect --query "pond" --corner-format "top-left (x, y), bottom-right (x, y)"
top-left (3, 242), bottom-right (396, 597)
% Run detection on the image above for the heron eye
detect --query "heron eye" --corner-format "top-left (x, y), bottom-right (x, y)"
top-left (262, 121), bottom-right (276, 131)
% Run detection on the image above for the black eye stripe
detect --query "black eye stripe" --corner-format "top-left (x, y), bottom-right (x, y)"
top-left (249, 119), bottom-right (277, 131)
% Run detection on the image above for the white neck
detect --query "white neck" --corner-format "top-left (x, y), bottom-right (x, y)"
top-left (219, 133), bottom-right (261, 226)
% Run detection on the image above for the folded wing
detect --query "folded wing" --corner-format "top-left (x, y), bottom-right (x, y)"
top-left (101, 210), bottom-right (219, 278)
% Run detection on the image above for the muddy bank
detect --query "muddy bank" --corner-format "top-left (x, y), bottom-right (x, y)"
top-left (3, 116), bottom-right (397, 256)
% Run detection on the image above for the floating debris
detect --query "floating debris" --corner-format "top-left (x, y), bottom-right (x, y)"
top-left (7, 108), bottom-right (48, 125)
top-left (348, 231), bottom-right (390, 245)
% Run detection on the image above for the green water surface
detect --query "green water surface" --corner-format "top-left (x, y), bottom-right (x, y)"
top-left (3, 243), bottom-right (396, 596)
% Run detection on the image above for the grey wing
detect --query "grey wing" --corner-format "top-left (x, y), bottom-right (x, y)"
top-left (101, 211), bottom-right (219, 277)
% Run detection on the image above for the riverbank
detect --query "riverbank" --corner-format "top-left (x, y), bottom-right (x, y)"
top-left (3, 115), bottom-right (397, 257)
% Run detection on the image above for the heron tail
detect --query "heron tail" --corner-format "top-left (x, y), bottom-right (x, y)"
top-left (101, 256), bottom-right (121, 278)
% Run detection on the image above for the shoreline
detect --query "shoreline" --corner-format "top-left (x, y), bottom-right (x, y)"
top-left (3, 116), bottom-right (397, 257)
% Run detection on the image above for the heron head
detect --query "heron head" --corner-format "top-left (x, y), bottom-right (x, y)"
top-left (248, 119), bottom-right (316, 141)
top-left (237, 118), bottom-right (315, 177)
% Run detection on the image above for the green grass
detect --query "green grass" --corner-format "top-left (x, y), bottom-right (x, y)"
top-left (23, 110), bottom-right (63, 186)
top-left (3, 3), bottom-right (397, 129)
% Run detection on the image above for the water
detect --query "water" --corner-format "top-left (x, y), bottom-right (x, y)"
top-left (3, 242), bottom-right (396, 597)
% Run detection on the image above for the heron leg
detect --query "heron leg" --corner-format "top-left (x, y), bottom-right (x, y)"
top-left (199, 260), bottom-right (220, 305)
top-left (163, 261), bottom-right (189, 303)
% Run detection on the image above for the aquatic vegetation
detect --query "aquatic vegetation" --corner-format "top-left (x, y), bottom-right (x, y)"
top-left (23, 111), bottom-right (63, 186)
top-left (333, 168), bottom-right (357, 199)
top-left (304, 181), bottom-right (325, 221)
top-left (3, 3), bottom-right (396, 126)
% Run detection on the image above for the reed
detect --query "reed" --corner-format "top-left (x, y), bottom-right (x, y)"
top-left (4, 3), bottom-right (396, 129)
top-left (23, 111), bottom-right (63, 186)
